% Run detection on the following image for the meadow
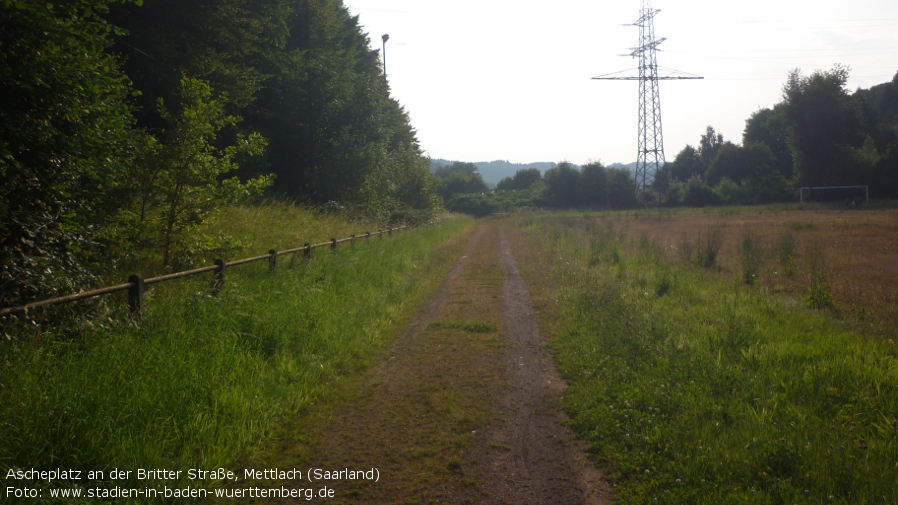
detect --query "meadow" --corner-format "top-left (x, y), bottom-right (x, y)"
top-left (508, 207), bottom-right (898, 504)
top-left (0, 205), bottom-right (474, 500)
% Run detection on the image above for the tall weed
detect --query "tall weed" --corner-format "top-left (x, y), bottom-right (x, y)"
top-left (695, 224), bottom-right (725, 268)
top-left (806, 241), bottom-right (835, 310)
top-left (774, 230), bottom-right (796, 276)
top-left (737, 231), bottom-right (764, 285)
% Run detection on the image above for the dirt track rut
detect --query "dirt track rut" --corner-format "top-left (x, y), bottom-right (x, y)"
top-left (267, 221), bottom-right (611, 504)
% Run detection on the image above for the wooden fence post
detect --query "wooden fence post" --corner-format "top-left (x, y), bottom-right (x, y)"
top-left (388, 227), bottom-right (392, 236)
top-left (268, 249), bottom-right (277, 271)
top-left (128, 274), bottom-right (145, 313)
top-left (213, 259), bottom-right (226, 292)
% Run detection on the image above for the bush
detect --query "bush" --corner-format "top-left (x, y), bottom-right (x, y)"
top-left (678, 175), bottom-right (723, 207)
top-left (446, 194), bottom-right (498, 217)
top-left (695, 224), bottom-right (726, 268)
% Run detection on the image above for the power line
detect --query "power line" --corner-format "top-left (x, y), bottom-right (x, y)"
top-left (592, 0), bottom-right (702, 195)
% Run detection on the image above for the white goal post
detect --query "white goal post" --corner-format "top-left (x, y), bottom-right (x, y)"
top-left (799, 185), bottom-right (869, 205)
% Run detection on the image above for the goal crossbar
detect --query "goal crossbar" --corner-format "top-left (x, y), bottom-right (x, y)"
top-left (799, 185), bottom-right (868, 205)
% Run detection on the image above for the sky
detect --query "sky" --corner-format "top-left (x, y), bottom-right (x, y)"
top-left (341, 0), bottom-right (898, 166)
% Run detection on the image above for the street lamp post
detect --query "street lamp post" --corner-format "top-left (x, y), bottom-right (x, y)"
top-left (381, 34), bottom-right (389, 84)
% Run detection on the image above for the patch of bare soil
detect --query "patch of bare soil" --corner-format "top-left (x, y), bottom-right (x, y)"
top-left (256, 221), bottom-right (611, 505)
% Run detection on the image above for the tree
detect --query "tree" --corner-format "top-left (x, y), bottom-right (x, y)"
top-left (544, 162), bottom-right (585, 206)
top-left (705, 142), bottom-right (746, 185)
top-left (781, 65), bottom-right (869, 186)
top-left (109, 0), bottom-right (438, 219)
top-left (606, 167), bottom-right (637, 208)
top-left (434, 163), bottom-right (488, 201)
top-left (434, 162), bottom-right (478, 179)
top-left (496, 168), bottom-right (542, 191)
top-left (667, 145), bottom-right (704, 182)
top-left (580, 162), bottom-right (608, 207)
top-left (0, 0), bottom-right (139, 306)
top-left (743, 105), bottom-right (793, 180)
top-left (699, 126), bottom-right (724, 169)
top-left (123, 78), bottom-right (270, 266)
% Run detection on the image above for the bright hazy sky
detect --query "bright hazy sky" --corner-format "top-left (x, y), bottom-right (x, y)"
top-left (341, 0), bottom-right (898, 166)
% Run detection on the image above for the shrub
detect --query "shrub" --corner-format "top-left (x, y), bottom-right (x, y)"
top-left (678, 232), bottom-right (695, 263)
top-left (695, 224), bottom-right (725, 268)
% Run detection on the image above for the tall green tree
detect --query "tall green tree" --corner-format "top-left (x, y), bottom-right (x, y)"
top-left (434, 162), bottom-right (488, 201)
top-left (743, 105), bottom-right (793, 181)
top-left (781, 65), bottom-right (869, 186)
top-left (496, 168), bottom-right (542, 191)
top-left (698, 126), bottom-right (725, 169)
top-left (544, 162), bottom-right (585, 206)
top-left (0, 0), bottom-right (138, 306)
top-left (109, 0), bottom-right (437, 219)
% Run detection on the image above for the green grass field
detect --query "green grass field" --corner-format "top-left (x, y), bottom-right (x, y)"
top-left (0, 206), bottom-right (474, 500)
top-left (512, 213), bottom-right (898, 504)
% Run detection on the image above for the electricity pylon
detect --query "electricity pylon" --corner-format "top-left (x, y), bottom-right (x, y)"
top-left (592, 0), bottom-right (702, 195)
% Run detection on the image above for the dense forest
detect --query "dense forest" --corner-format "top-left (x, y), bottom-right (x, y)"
top-left (0, 0), bottom-right (437, 307)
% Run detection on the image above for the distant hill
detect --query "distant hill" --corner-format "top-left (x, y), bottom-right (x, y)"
top-left (608, 162), bottom-right (640, 175)
top-left (430, 159), bottom-right (558, 187)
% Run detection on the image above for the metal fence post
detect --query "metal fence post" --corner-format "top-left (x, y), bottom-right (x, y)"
top-left (350, 234), bottom-right (355, 249)
top-left (128, 274), bottom-right (145, 313)
top-left (388, 227), bottom-right (392, 236)
top-left (304, 242), bottom-right (311, 260)
top-left (268, 249), bottom-right (277, 271)
top-left (213, 259), bottom-right (226, 292)
top-left (331, 238), bottom-right (337, 252)
top-left (366, 231), bottom-right (370, 241)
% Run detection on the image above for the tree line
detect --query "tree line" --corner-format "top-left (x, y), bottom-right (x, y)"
top-left (655, 66), bottom-right (898, 205)
top-left (436, 66), bottom-right (898, 215)
top-left (1, 0), bottom-right (437, 307)
top-left (433, 161), bottom-right (637, 216)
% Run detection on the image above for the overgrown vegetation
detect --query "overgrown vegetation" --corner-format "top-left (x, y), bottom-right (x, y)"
top-left (737, 231), bottom-right (764, 285)
top-left (1, 0), bottom-right (439, 308)
top-left (0, 209), bottom-right (474, 496)
top-left (805, 241), bottom-right (835, 310)
top-left (513, 214), bottom-right (898, 504)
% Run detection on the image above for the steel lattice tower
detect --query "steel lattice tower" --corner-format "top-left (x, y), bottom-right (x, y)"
top-left (593, 0), bottom-right (702, 195)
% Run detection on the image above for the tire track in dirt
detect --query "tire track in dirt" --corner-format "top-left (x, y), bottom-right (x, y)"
top-left (481, 225), bottom-right (612, 504)
top-left (260, 222), bottom-right (610, 504)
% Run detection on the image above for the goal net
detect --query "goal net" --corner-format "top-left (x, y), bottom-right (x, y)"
top-left (799, 185), bottom-right (868, 206)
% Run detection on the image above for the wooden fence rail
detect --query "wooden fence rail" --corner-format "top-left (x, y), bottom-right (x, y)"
top-left (0, 226), bottom-right (408, 318)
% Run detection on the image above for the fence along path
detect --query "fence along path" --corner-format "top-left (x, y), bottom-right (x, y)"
top-left (0, 226), bottom-right (409, 318)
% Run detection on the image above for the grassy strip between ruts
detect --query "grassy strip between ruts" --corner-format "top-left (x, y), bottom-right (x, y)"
top-left (0, 209), bottom-right (475, 501)
top-left (509, 213), bottom-right (898, 505)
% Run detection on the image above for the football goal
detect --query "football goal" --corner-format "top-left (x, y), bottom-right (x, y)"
top-left (799, 185), bottom-right (868, 206)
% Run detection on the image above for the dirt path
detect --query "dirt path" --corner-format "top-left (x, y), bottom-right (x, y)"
top-left (266, 221), bottom-right (611, 504)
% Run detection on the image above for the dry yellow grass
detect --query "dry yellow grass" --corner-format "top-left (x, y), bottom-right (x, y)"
top-left (601, 207), bottom-right (898, 329)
